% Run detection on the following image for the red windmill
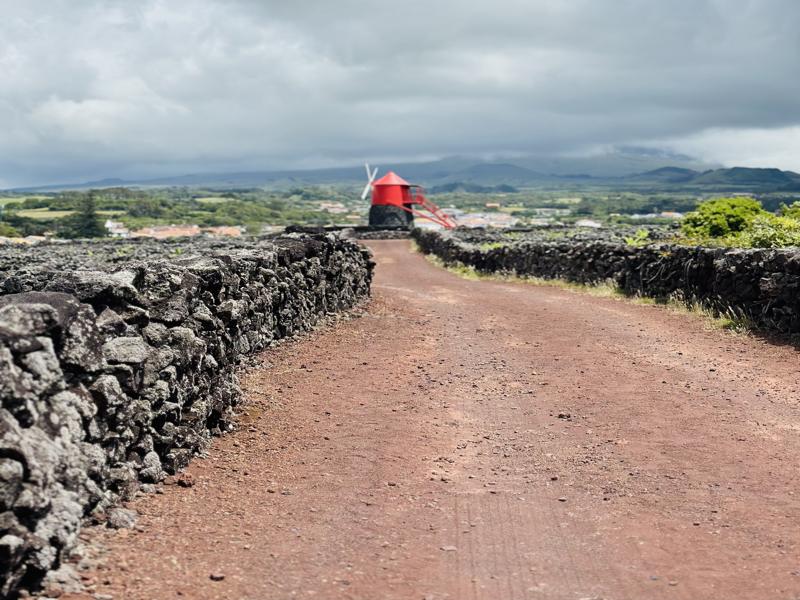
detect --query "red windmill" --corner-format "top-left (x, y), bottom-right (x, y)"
top-left (361, 164), bottom-right (456, 229)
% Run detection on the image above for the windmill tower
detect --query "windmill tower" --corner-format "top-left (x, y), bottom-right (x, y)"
top-left (361, 164), bottom-right (455, 229)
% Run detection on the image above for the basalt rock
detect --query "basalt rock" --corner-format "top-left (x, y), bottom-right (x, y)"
top-left (0, 234), bottom-right (373, 597)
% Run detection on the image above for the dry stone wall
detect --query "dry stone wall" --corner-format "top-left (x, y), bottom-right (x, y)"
top-left (413, 228), bottom-right (800, 334)
top-left (0, 234), bottom-right (373, 596)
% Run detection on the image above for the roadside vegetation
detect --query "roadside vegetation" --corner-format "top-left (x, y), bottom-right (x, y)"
top-left (679, 197), bottom-right (800, 248)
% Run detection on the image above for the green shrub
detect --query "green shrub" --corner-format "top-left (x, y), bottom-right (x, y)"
top-left (681, 197), bottom-right (767, 238)
top-left (0, 222), bottom-right (20, 237)
top-left (778, 201), bottom-right (800, 219)
top-left (734, 214), bottom-right (800, 248)
top-left (624, 228), bottom-right (650, 247)
top-left (478, 241), bottom-right (506, 251)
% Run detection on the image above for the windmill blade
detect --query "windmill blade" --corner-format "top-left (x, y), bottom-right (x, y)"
top-left (360, 180), bottom-right (372, 200)
top-left (361, 163), bottom-right (378, 200)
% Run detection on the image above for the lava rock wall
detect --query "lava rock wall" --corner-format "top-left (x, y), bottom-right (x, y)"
top-left (0, 234), bottom-right (373, 596)
top-left (413, 229), bottom-right (800, 333)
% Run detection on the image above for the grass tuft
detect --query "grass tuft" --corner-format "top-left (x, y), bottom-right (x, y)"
top-left (647, 297), bottom-right (754, 335)
top-left (477, 241), bottom-right (507, 251)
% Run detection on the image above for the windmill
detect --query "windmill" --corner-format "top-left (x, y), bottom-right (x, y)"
top-left (361, 163), bottom-right (456, 229)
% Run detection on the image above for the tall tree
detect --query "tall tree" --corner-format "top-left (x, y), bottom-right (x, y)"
top-left (62, 191), bottom-right (107, 238)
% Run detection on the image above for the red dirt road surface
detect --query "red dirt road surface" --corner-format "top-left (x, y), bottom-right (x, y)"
top-left (68, 240), bottom-right (800, 600)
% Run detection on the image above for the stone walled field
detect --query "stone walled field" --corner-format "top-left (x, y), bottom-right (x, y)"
top-left (413, 228), bottom-right (800, 334)
top-left (0, 234), bottom-right (373, 596)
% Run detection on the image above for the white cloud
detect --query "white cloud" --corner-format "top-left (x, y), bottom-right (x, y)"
top-left (661, 126), bottom-right (800, 172)
top-left (0, 0), bottom-right (798, 185)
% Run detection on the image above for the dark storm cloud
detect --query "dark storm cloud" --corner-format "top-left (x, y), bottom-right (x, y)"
top-left (0, 0), bottom-right (798, 186)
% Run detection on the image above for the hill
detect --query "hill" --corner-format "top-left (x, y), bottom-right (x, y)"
top-left (446, 163), bottom-right (546, 185)
top-left (8, 148), bottom-right (719, 191)
top-left (10, 151), bottom-right (800, 193)
top-left (626, 166), bottom-right (698, 183)
top-left (428, 182), bottom-right (519, 194)
top-left (690, 167), bottom-right (800, 188)
top-left (627, 166), bottom-right (800, 191)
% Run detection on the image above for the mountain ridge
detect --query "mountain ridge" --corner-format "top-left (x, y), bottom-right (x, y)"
top-left (8, 155), bottom-right (800, 193)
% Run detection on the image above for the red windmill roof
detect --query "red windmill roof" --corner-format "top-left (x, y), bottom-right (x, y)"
top-left (372, 171), bottom-right (411, 187)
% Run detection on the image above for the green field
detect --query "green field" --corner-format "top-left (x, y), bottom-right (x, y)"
top-left (196, 196), bottom-right (233, 204)
top-left (17, 209), bottom-right (75, 219)
top-left (10, 208), bottom-right (122, 220)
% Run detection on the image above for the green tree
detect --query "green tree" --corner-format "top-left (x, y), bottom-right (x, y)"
top-left (128, 196), bottom-right (166, 218)
top-left (681, 197), bottom-right (767, 238)
top-left (62, 192), bottom-right (107, 238)
top-left (0, 222), bottom-right (20, 237)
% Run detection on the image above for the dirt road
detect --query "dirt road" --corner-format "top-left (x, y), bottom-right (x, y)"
top-left (69, 240), bottom-right (800, 600)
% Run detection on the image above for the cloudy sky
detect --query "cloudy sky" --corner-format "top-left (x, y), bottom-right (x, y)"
top-left (1, 0), bottom-right (798, 186)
